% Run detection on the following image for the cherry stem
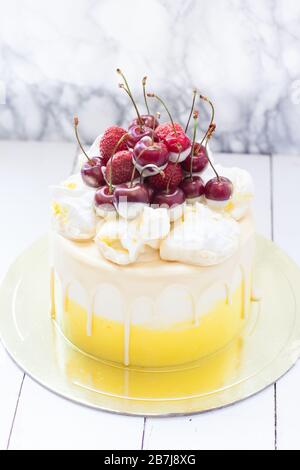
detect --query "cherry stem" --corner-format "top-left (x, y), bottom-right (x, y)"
top-left (74, 117), bottom-right (91, 162)
top-left (185, 89), bottom-right (197, 133)
top-left (189, 111), bottom-right (199, 179)
top-left (167, 149), bottom-right (182, 193)
top-left (205, 124), bottom-right (219, 179)
top-left (147, 93), bottom-right (178, 137)
top-left (198, 94), bottom-right (215, 147)
top-left (151, 111), bottom-right (160, 145)
top-left (139, 164), bottom-right (164, 183)
top-left (117, 69), bottom-right (143, 126)
top-left (109, 133), bottom-right (129, 194)
top-left (198, 95), bottom-right (219, 179)
top-left (142, 77), bottom-right (150, 114)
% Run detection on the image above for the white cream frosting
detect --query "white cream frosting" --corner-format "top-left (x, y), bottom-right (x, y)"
top-left (51, 174), bottom-right (96, 241)
top-left (160, 204), bottom-right (240, 266)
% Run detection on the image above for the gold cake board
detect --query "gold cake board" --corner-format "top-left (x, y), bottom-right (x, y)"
top-left (0, 235), bottom-right (300, 416)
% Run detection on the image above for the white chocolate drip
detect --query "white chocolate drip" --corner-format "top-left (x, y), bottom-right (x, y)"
top-left (52, 258), bottom-right (252, 366)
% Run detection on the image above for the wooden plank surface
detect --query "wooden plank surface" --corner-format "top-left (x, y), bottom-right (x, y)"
top-left (272, 155), bottom-right (300, 450)
top-left (0, 141), bottom-right (76, 449)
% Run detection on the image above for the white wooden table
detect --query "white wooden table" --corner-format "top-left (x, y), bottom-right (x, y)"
top-left (0, 140), bottom-right (299, 450)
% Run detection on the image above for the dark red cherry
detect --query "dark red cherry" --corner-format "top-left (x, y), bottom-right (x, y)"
top-left (133, 136), bottom-right (169, 170)
top-left (205, 177), bottom-right (233, 201)
top-left (180, 176), bottom-right (205, 199)
top-left (153, 187), bottom-right (186, 208)
top-left (182, 144), bottom-right (208, 173)
top-left (81, 157), bottom-right (104, 188)
top-left (129, 115), bottom-right (159, 130)
top-left (147, 185), bottom-right (155, 204)
top-left (164, 131), bottom-right (191, 153)
top-left (94, 186), bottom-right (115, 215)
top-left (113, 183), bottom-right (150, 205)
top-left (127, 125), bottom-right (155, 148)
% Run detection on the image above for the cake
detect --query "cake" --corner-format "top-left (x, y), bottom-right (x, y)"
top-left (50, 71), bottom-right (255, 369)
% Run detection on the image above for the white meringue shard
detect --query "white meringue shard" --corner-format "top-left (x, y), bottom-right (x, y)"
top-left (51, 177), bottom-right (96, 241)
top-left (160, 204), bottom-right (240, 266)
top-left (95, 218), bottom-right (145, 266)
top-left (139, 206), bottom-right (170, 249)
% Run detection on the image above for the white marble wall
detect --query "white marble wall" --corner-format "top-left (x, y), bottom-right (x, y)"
top-left (0, 0), bottom-right (300, 154)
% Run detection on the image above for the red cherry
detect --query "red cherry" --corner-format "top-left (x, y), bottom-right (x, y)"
top-left (182, 144), bottom-right (208, 173)
top-left (94, 186), bottom-right (115, 216)
top-left (114, 183), bottom-right (150, 219)
top-left (114, 183), bottom-right (150, 205)
top-left (126, 125), bottom-right (156, 149)
top-left (205, 177), bottom-right (233, 201)
top-left (81, 157), bottom-right (105, 188)
top-left (164, 131), bottom-right (191, 163)
top-left (153, 187), bottom-right (186, 208)
top-left (129, 115), bottom-right (159, 130)
top-left (164, 131), bottom-right (191, 153)
top-left (180, 176), bottom-right (205, 200)
top-left (133, 136), bottom-right (169, 173)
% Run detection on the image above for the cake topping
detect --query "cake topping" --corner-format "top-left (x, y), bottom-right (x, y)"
top-left (51, 177), bottom-right (96, 241)
top-left (52, 69), bottom-right (255, 265)
top-left (74, 117), bottom-right (105, 188)
top-left (160, 204), bottom-right (240, 266)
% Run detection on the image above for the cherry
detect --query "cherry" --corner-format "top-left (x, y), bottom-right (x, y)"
top-left (129, 115), bottom-right (159, 130)
top-left (164, 131), bottom-right (191, 163)
top-left (114, 183), bottom-right (150, 205)
top-left (133, 136), bottom-right (169, 175)
top-left (127, 124), bottom-right (155, 148)
top-left (95, 186), bottom-right (116, 217)
top-left (74, 117), bottom-right (105, 188)
top-left (147, 185), bottom-right (155, 203)
top-left (146, 92), bottom-right (191, 162)
top-left (182, 144), bottom-right (208, 173)
top-left (180, 176), bottom-right (205, 201)
top-left (114, 183), bottom-right (150, 219)
top-left (153, 188), bottom-right (186, 222)
top-left (81, 157), bottom-right (105, 188)
top-left (205, 176), bottom-right (233, 203)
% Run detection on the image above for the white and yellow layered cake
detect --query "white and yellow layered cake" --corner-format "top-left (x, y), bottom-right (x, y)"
top-left (50, 157), bottom-right (255, 368)
top-left (50, 75), bottom-right (255, 370)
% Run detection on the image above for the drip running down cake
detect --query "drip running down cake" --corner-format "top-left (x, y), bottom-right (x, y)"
top-left (50, 70), bottom-right (255, 368)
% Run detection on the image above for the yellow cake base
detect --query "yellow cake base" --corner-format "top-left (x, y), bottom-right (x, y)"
top-left (60, 283), bottom-right (247, 368)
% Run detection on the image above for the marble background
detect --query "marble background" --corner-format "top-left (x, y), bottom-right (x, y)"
top-left (0, 0), bottom-right (300, 154)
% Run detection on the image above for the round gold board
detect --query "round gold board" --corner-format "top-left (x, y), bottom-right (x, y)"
top-left (0, 235), bottom-right (300, 416)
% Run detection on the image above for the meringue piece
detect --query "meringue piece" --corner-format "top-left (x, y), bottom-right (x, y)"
top-left (207, 166), bottom-right (254, 220)
top-left (51, 185), bottom-right (96, 241)
top-left (95, 219), bottom-right (144, 265)
top-left (160, 204), bottom-right (240, 266)
top-left (139, 207), bottom-right (170, 249)
top-left (61, 173), bottom-right (95, 192)
top-left (169, 203), bottom-right (186, 222)
top-left (116, 201), bottom-right (147, 220)
top-left (95, 204), bottom-right (116, 219)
